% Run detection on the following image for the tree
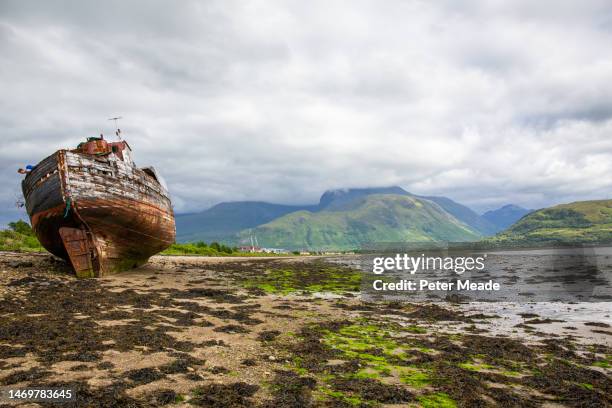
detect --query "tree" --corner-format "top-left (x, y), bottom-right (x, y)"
top-left (8, 220), bottom-right (33, 236)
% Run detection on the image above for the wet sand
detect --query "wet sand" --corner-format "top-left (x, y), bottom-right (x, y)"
top-left (0, 252), bottom-right (610, 407)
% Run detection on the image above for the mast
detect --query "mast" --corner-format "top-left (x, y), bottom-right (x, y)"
top-left (108, 116), bottom-right (123, 140)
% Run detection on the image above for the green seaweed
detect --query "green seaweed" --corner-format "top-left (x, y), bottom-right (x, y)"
top-left (319, 387), bottom-right (363, 406)
top-left (592, 359), bottom-right (611, 368)
top-left (417, 392), bottom-right (457, 408)
top-left (243, 265), bottom-right (363, 294)
top-left (458, 362), bottom-right (495, 372)
top-left (404, 325), bottom-right (427, 334)
top-left (321, 322), bottom-right (435, 389)
top-left (399, 368), bottom-right (431, 387)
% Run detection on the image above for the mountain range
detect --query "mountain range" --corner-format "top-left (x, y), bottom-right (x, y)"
top-left (176, 186), bottom-right (532, 249)
top-left (175, 201), bottom-right (316, 243)
top-left (482, 204), bottom-right (532, 230)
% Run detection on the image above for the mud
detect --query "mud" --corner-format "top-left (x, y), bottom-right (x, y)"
top-left (0, 252), bottom-right (610, 407)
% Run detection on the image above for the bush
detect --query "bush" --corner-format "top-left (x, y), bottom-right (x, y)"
top-left (0, 220), bottom-right (43, 252)
top-left (162, 241), bottom-right (236, 256)
top-left (8, 220), bottom-right (34, 236)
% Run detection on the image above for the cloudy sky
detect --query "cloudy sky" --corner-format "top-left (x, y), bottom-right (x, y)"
top-left (1, 0), bottom-right (612, 225)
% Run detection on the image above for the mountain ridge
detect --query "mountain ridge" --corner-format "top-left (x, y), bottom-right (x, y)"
top-left (175, 186), bottom-right (501, 244)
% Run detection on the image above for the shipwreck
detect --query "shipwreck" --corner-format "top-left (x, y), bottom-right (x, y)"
top-left (20, 135), bottom-right (175, 277)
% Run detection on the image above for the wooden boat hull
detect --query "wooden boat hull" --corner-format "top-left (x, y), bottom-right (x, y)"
top-left (22, 148), bottom-right (175, 277)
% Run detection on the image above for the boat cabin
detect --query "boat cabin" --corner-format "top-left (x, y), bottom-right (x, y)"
top-left (73, 137), bottom-right (133, 164)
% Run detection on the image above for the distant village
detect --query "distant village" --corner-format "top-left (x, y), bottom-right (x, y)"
top-left (238, 235), bottom-right (353, 255)
top-left (237, 245), bottom-right (352, 256)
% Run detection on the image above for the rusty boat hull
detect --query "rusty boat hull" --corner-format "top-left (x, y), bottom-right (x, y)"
top-left (22, 140), bottom-right (175, 277)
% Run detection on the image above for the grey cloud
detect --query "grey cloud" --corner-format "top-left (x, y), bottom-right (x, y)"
top-left (1, 0), bottom-right (612, 227)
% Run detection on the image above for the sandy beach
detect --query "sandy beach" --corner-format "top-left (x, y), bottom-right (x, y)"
top-left (0, 252), bottom-right (610, 407)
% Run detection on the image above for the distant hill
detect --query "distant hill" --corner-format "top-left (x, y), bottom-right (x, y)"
top-left (175, 201), bottom-right (316, 242)
top-left (417, 195), bottom-right (498, 236)
top-left (482, 204), bottom-right (532, 232)
top-left (237, 194), bottom-right (482, 250)
top-left (491, 200), bottom-right (612, 245)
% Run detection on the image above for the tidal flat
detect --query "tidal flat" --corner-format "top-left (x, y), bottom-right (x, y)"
top-left (0, 252), bottom-right (610, 407)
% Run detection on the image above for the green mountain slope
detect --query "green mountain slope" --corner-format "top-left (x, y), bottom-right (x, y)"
top-left (491, 199), bottom-right (612, 245)
top-left (175, 201), bottom-right (316, 242)
top-left (238, 194), bottom-right (482, 250)
top-left (318, 187), bottom-right (497, 235)
top-left (417, 195), bottom-right (498, 235)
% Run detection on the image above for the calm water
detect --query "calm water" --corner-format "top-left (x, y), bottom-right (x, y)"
top-left (331, 246), bottom-right (612, 303)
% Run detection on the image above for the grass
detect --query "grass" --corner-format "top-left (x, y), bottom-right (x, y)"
top-left (0, 220), bottom-right (281, 257)
top-left (161, 241), bottom-right (236, 256)
top-left (0, 220), bottom-right (44, 252)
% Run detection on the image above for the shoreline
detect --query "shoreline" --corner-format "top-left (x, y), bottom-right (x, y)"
top-left (0, 252), bottom-right (610, 406)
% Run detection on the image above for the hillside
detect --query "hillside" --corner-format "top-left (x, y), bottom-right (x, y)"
top-left (238, 194), bottom-right (482, 250)
top-left (417, 195), bottom-right (498, 235)
top-left (175, 201), bottom-right (316, 242)
top-left (482, 204), bottom-right (532, 232)
top-left (319, 187), bottom-right (497, 236)
top-left (492, 199), bottom-right (612, 245)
